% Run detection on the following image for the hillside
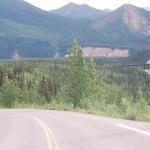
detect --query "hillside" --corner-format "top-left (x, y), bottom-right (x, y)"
top-left (93, 4), bottom-right (150, 35)
top-left (0, 0), bottom-right (87, 33)
top-left (0, 0), bottom-right (88, 58)
top-left (0, 16), bottom-right (53, 39)
top-left (81, 4), bottom-right (150, 52)
top-left (0, 1), bottom-right (150, 60)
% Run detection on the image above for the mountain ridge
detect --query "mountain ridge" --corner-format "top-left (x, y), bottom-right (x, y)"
top-left (50, 2), bottom-right (109, 20)
top-left (0, 0), bottom-right (150, 60)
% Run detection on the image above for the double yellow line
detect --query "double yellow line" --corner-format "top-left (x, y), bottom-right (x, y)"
top-left (32, 117), bottom-right (59, 150)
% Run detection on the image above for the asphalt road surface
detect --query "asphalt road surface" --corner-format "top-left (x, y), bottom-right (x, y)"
top-left (0, 109), bottom-right (150, 150)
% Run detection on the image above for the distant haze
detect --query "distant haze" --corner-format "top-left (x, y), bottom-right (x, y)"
top-left (24, 0), bottom-right (150, 10)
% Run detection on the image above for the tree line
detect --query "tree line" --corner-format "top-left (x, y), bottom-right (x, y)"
top-left (0, 41), bottom-right (150, 121)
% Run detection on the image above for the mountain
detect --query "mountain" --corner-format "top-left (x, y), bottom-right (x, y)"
top-left (0, 0), bottom-right (84, 33)
top-left (93, 4), bottom-right (150, 35)
top-left (50, 3), bottom-right (109, 20)
top-left (0, 1), bottom-right (150, 60)
top-left (80, 4), bottom-right (150, 52)
top-left (0, 0), bottom-right (89, 58)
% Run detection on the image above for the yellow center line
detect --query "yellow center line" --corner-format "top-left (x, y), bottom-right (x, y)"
top-left (32, 116), bottom-right (59, 150)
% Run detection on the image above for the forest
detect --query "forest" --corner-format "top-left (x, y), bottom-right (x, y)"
top-left (0, 41), bottom-right (150, 121)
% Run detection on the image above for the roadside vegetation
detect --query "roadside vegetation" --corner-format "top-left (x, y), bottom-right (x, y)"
top-left (0, 41), bottom-right (150, 121)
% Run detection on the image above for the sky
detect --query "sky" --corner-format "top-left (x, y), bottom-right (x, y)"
top-left (24, 0), bottom-right (150, 11)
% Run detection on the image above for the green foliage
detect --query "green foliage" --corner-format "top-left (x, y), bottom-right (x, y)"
top-left (38, 76), bottom-right (59, 102)
top-left (136, 98), bottom-right (149, 114)
top-left (0, 79), bottom-right (21, 108)
top-left (0, 78), bottom-right (43, 108)
top-left (0, 41), bottom-right (150, 122)
top-left (62, 40), bottom-right (96, 108)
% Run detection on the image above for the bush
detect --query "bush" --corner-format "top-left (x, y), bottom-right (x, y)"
top-left (0, 79), bottom-right (21, 108)
top-left (0, 78), bottom-right (43, 108)
top-left (125, 104), bottom-right (137, 120)
top-left (136, 98), bottom-right (149, 114)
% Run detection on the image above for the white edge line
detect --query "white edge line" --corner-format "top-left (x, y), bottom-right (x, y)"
top-left (116, 123), bottom-right (150, 136)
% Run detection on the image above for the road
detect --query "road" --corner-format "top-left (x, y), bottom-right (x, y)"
top-left (0, 109), bottom-right (150, 150)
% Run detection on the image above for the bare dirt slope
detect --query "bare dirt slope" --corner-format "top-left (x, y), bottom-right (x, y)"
top-left (83, 47), bottom-right (129, 57)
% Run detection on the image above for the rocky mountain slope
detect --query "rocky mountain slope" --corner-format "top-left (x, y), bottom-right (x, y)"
top-left (0, 1), bottom-right (150, 59)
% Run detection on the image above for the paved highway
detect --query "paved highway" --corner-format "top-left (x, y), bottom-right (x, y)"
top-left (0, 109), bottom-right (150, 150)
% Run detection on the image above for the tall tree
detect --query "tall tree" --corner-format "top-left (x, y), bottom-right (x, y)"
top-left (63, 40), bottom-right (96, 108)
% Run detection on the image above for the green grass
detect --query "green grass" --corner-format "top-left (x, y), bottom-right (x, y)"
top-left (3, 99), bottom-right (149, 123)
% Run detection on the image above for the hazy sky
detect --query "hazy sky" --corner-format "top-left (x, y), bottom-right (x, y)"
top-left (24, 0), bottom-right (150, 10)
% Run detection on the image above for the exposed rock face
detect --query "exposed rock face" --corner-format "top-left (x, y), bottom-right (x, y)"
top-left (93, 4), bottom-right (150, 36)
top-left (123, 5), bottom-right (150, 35)
top-left (83, 47), bottom-right (129, 57)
